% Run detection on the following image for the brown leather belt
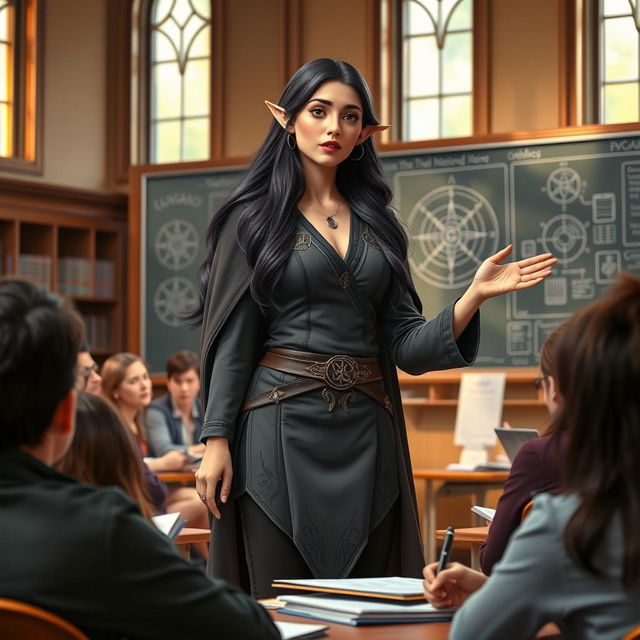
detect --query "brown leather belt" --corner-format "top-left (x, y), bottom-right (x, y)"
top-left (242, 348), bottom-right (392, 414)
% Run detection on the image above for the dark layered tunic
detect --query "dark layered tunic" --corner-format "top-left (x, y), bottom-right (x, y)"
top-left (200, 208), bottom-right (480, 582)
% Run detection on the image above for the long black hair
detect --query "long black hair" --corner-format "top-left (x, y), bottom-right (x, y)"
top-left (555, 272), bottom-right (640, 588)
top-left (189, 58), bottom-right (411, 322)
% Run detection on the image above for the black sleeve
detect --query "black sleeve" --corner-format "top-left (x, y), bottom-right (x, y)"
top-left (380, 291), bottom-right (480, 375)
top-left (200, 290), bottom-right (266, 443)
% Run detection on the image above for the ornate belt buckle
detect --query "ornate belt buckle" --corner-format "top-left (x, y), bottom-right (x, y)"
top-left (322, 355), bottom-right (360, 390)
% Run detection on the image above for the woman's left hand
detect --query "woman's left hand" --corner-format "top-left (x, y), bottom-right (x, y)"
top-left (470, 245), bottom-right (556, 301)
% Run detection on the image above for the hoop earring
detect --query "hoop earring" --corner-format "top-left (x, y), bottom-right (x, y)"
top-left (287, 133), bottom-right (297, 150)
top-left (350, 144), bottom-right (364, 161)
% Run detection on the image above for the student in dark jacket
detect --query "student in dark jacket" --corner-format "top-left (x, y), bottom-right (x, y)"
top-left (145, 350), bottom-right (204, 458)
top-left (0, 280), bottom-right (279, 640)
top-left (479, 323), bottom-right (567, 574)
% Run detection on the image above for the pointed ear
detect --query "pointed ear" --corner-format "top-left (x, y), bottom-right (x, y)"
top-left (265, 100), bottom-right (290, 130)
top-left (358, 124), bottom-right (390, 144)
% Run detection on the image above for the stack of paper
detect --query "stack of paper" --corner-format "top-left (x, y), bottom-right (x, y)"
top-left (272, 577), bottom-right (425, 601)
top-left (276, 594), bottom-right (454, 626)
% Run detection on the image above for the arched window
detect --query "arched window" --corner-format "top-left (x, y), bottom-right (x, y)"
top-left (382, 0), bottom-right (486, 142)
top-left (596, 0), bottom-right (640, 123)
top-left (137, 0), bottom-right (213, 164)
top-left (0, 0), bottom-right (41, 171)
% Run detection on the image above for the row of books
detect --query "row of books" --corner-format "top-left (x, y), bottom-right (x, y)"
top-left (84, 314), bottom-right (113, 351)
top-left (0, 253), bottom-right (115, 298)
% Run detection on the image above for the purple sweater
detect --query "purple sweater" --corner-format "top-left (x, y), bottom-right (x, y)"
top-left (479, 432), bottom-right (568, 574)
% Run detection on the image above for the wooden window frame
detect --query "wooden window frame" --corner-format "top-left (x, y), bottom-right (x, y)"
top-left (583, 0), bottom-right (640, 125)
top-left (0, 0), bottom-right (43, 174)
top-left (379, 0), bottom-right (490, 148)
top-left (134, 0), bottom-right (223, 165)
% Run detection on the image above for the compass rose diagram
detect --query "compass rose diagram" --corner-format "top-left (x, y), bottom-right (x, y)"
top-left (408, 181), bottom-right (499, 289)
top-left (153, 276), bottom-right (198, 327)
top-left (154, 219), bottom-right (199, 271)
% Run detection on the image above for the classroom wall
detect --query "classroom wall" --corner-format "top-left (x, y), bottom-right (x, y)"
top-left (0, 0), bottom-right (108, 190)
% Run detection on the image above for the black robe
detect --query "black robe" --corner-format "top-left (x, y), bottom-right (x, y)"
top-left (199, 206), bottom-right (479, 585)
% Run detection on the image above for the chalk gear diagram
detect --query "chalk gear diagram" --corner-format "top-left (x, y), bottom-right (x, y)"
top-left (408, 182), bottom-right (499, 289)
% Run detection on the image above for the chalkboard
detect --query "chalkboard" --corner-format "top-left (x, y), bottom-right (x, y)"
top-left (140, 132), bottom-right (640, 373)
top-left (381, 131), bottom-right (640, 366)
top-left (142, 167), bottom-right (245, 373)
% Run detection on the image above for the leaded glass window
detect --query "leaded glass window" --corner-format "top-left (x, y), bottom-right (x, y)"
top-left (599, 0), bottom-right (640, 123)
top-left (0, 0), bottom-right (14, 157)
top-left (402, 0), bottom-right (473, 140)
top-left (149, 0), bottom-right (211, 163)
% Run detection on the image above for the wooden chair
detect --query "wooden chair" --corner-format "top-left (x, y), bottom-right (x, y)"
top-left (622, 625), bottom-right (640, 640)
top-left (521, 499), bottom-right (534, 521)
top-left (0, 599), bottom-right (89, 640)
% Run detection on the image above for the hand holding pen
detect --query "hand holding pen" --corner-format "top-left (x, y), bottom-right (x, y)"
top-left (423, 529), bottom-right (487, 609)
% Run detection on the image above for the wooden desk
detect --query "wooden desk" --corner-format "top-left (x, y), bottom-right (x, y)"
top-left (412, 469), bottom-right (507, 563)
top-left (272, 610), bottom-right (451, 639)
top-left (173, 527), bottom-right (211, 559)
top-left (436, 526), bottom-right (489, 571)
top-left (157, 470), bottom-right (196, 485)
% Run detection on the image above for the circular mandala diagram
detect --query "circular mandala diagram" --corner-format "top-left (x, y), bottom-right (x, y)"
top-left (540, 214), bottom-right (587, 264)
top-left (408, 184), bottom-right (499, 289)
top-left (545, 166), bottom-right (582, 206)
top-left (153, 277), bottom-right (197, 327)
top-left (155, 219), bottom-right (199, 271)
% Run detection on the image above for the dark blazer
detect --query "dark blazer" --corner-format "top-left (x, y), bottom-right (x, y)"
top-left (0, 447), bottom-right (278, 640)
top-left (479, 432), bottom-right (568, 575)
top-left (146, 393), bottom-right (202, 457)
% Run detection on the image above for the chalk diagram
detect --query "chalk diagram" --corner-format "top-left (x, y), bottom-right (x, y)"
top-left (539, 214), bottom-right (587, 265)
top-left (544, 166), bottom-right (582, 210)
top-left (154, 219), bottom-right (199, 271)
top-left (408, 181), bottom-right (499, 289)
top-left (153, 276), bottom-right (197, 327)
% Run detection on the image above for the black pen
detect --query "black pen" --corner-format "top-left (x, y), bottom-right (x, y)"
top-left (436, 526), bottom-right (455, 575)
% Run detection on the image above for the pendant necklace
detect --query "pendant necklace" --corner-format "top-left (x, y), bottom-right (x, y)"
top-left (302, 200), bottom-right (342, 229)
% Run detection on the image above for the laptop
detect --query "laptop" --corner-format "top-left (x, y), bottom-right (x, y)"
top-left (494, 427), bottom-right (539, 463)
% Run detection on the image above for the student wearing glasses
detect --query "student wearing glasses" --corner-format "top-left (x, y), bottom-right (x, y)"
top-left (75, 345), bottom-right (102, 394)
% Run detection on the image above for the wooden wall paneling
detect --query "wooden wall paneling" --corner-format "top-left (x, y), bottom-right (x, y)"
top-left (473, 0), bottom-right (491, 135)
top-left (212, 0), bottom-right (225, 159)
top-left (558, 0), bottom-right (579, 127)
top-left (106, 0), bottom-right (133, 187)
top-left (282, 0), bottom-right (303, 82)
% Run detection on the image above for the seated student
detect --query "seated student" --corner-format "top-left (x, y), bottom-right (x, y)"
top-left (57, 391), bottom-right (161, 520)
top-left (75, 344), bottom-right (102, 394)
top-left (100, 353), bottom-right (210, 554)
top-left (0, 280), bottom-right (279, 640)
top-left (423, 272), bottom-right (640, 640)
top-left (479, 323), bottom-right (568, 574)
top-left (145, 350), bottom-right (205, 457)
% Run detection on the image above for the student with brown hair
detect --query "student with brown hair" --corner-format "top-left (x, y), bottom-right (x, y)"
top-left (57, 391), bottom-right (160, 520)
top-left (478, 322), bottom-right (567, 574)
top-left (100, 352), bottom-right (209, 554)
top-left (0, 279), bottom-right (279, 640)
top-left (145, 350), bottom-right (204, 457)
top-left (424, 273), bottom-right (640, 640)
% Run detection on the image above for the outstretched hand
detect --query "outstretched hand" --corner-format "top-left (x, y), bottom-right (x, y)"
top-left (469, 245), bottom-right (557, 301)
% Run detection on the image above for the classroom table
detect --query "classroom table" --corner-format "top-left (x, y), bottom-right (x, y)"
top-left (272, 610), bottom-right (451, 639)
top-left (412, 469), bottom-right (508, 563)
top-left (157, 470), bottom-right (196, 485)
top-left (272, 610), bottom-right (562, 639)
top-left (173, 527), bottom-right (211, 559)
top-left (435, 526), bottom-right (489, 571)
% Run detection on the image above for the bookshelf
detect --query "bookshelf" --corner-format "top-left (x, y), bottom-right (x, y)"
top-left (0, 179), bottom-right (127, 357)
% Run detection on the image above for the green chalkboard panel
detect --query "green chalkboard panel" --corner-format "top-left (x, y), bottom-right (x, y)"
top-left (381, 132), bottom-right (640, 366)
top-left (142, 167), bottom-right (245, 373)
top-left (140, 132), bottom-right (640, 372)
